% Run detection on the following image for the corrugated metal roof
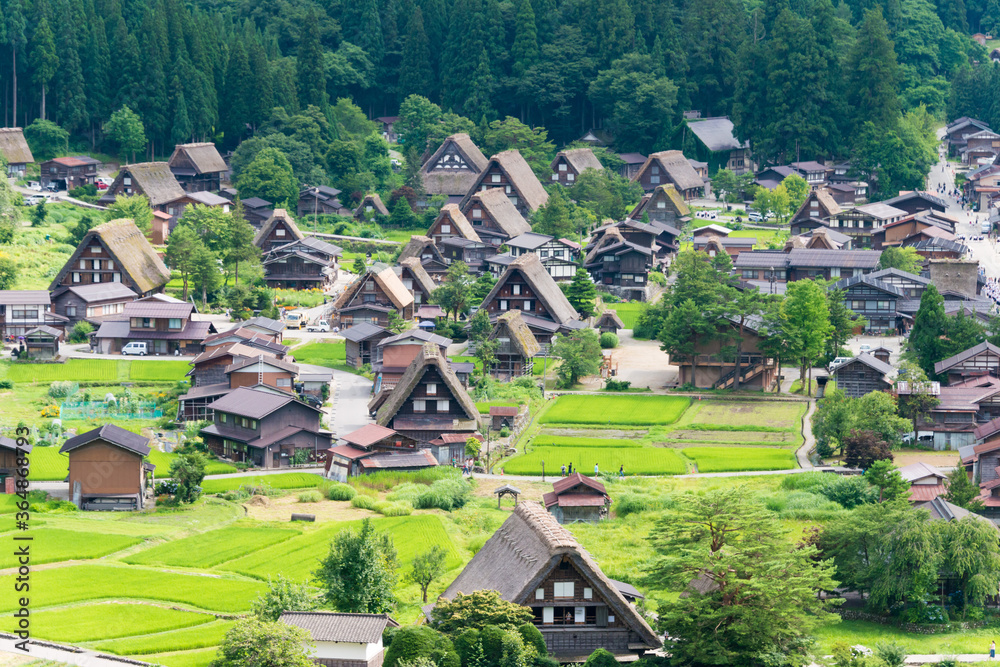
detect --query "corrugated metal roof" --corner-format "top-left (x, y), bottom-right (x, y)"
top-left (123, 301), bottom-right (193, 318)
top-left (0, 290), bottom-right (50, 305)
top-left (280, 612), bottom-right (397, 643)
top-left (686, 117), bottom-right (745, 152)
top-left (60, 424), bottom-right (150, 456)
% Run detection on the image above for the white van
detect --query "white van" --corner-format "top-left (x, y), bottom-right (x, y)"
top-left (307, 320), bottom-right (330, 332)
top-left (122, 341), bottom-right (148, 356)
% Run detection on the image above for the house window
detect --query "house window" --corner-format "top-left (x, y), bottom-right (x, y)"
top-left (512, 284), bottom-right (521, 295)
top-left (123, 177), bottom-right (131, 185)
top-left (66, 306), bottom-right (77, 317)
top-left (220, 413), bottom-right (227, 423)
top-left (652, 166), bottom-right (659, 175)
top-left (830, 267), bottom-right (841, 278)
top-left (505, 185), bottom-right (512, 194)
top-left (554, 582), bottom-right (574, 598)
top-left (575, 607), bottom-right (585, 624)
top-left (543, 607), bottom-right (554, 624)
top-left (584, 587), bottom-right (593, 599)
top-left (472, 209), bottom-right (481, 219)
top-left (500, 299), bottom-right (508, 310)
top-left (536, 588), bottom-right (545, 600)
top-left (250, 420), bottom-right (257, 429)
top-left (559, 163), bottom-right (567, 172)
top-left (651, 176), bottom-right (660, 184)
top-left (276, 228), bottom-right (285, 236)
top-left (80, 259), bottom-right (86, 269)
top-left (142, 318), bottom-right (152, 328)
top-left (441, 224), bottom-right (451, 234)
top-left (72, 272), bottom-right (81, 283)
top-left (567, 173), bottom-right (574, 182)
top-left (523, 300), bottom-right (533, 311)
top-left (241, 417), bottom-right (249, 427)
top-left (634, 275), bottom-right (645, 284)
top-left (877, 300), bottom-right (890, 310)
top-left (437, 399), bottom-right (450, 411)
top-left (853, 269), bottom-right (863, 277)
top-left (113, 273), bottom-right (121, 282)
top-left (107, 261), bottom-right (114, 270)
top-left (168, 318), bottom-right (182, 329)
top-left (91, 246), bottom-right (100, 254)
top-left (851, 300), bottom-right (865, 310)
top-left (551, 173), bottom-right (559, 181)
top-left (492, 174), bottom-right (501, 183)
top-left (742, 270), bottom-right (757, 279)
top-left (657, 200), bottom-right (665, 209)
top-left (427, 383), bottom-right (437, 395)
top-left (413, 399), bottom-right (426, 412)
top-left (539, 250), bottom-right (548, 258)
top-left (277, 378), bottom-right (291, 387)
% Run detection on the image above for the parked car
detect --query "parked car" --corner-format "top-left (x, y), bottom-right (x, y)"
top-left (26, 181), bottom-right (41, 191)
top-left (859, 344), bottom-right (872, 353)
top-left (828, 356), bottom-right (852, 371)
top-left (122, 341), bottom-right (148, 356)
top-left (747, 211), bottom-right (763, 222)
top-left (24, 195), bottom-right (44, 206)
top-left (307, 320), bottom-right (330, 332)
top-left (95, 181), bottom-right (108, 190)
top-left (45, 182), bottom-right (59, 192)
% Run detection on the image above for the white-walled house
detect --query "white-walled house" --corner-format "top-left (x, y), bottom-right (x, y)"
top-left (280, 612), bottom-right (398, 667)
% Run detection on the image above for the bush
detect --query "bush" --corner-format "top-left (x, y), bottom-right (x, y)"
top-left (70, 184), bottom-right (98, 198)
top-left (297, 490), bottom-right (323, 503)
top-left (327, 483), bottom-right (357, 501)
top-left (68, 321), bottom-right (94, 344)
top-left (604, 378), bottom-right (631, 391)
top-left (779, 472), bottom-right (828, 491)
top-left (648, 271), bottom-right (667, 287)
top-left (351, 493), bottom-right (378, 510)
top-left (873, 642), bottom-right (906, 667)
top-left (0, 379), bottom-right (12, 389)
top-left (48, 381), bottom-right (79, 398)
top-left (414, 478), bottom-right (472, 511)
top-left (762, 490), bottom-right (844, 520)
top-left (375, 500), bottom-right (413, 516)
top-left (499, 426), bottom-right (511, 437)
top-left (818, 475), bottom-right (877, 509)
top-left (383, 626), bottom-right (461, 667)
top-left (599, 332), bottom-right (618, 349)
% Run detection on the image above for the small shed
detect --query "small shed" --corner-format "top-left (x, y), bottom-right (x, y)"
top-left (60, 424), bottom-right (155, 510)
top-left (543, 472), bottom-right (610, 524)
top-left (489, 405), bottom-right (518, 430)
top-left (23, 325), bottom-right (62, 360)
top-left (494, 484), bottom-right (522, 508)
top-left (280, 611), bottom-right (398, 667)
top-left (596, 310), bottom-right (624, 335)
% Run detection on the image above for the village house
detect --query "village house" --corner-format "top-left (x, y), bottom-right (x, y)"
top-left (420, 133), bottom-right (490, 202)
top-left (187, 341), bottom-right (287, 388)
top-left (0, 290), bottom-right (67, 339)
top-left (754, 165), bottom-right (796, 191)
top-left (673, 316), bottom-right (777, 390)
top-left (945, 117), bottom-right (992, 157)
top-left (692, 235), bottom-right (755, 259)
top-left (254, 209), bottom-right (303, 253)
top-left (459, 149), bottom-right (550, 218)
top-left (372, 329), bottom-right (453, 392)
top-left (92, 296), bottom-right (214, 355)
top-left (487, 233), bottom-right (580, 281)
top-left (460, 187), bottom-right (532, 247)
top-left (377, 116), bottom-right (399, 143)
top-left (680, 116), bottom-right (751, 174)
top-left (906, 236), bottom-right (968, 261)
top-left (51, 219), bottom-right (171, 297)
top-left (298, 185), bottom-right (351, 217)
top-left (162, 190), bottom-right (232, 234)
top-left (40, 156), bottom-right (101, 190)
top-left (865, 268), bottom-right (930, 299)
top-left (628, 184), bottom-right (691, 229)
top-left (325, 424), bottom-right (431, 481)
top-left (202, 325), bottom-right (288, 355)
top-left (397, 235), bottom-right (448, 278)
top-left (167, 142), bottom-right (228, 192)
top-left (478, 253), bottom-right (584, 350)
top-left (256, 211), bottom-right (341, 290)
top-left (98, 162), bottom-right (186, 218)
top-left (343, 322), bottom-right (393, 369)
top-left (241, 315), bottom-right (287, 341)
top-left (280, 611), bottom-right (398, 667)
top-left (734, 248), bottom-right (882, 284)
top-left (963, 163), bottom-right (1000, 210)
top-left (550, 148), bottom-right (603, 186)
top-left (831, 353), bottom-right (894, 398)
top-left (354, 193), bottom-right (389, 220)
top-left (0, 437), bottom-right (30, 490)
top-left (0, 128), bottom-right (32, 177)
top-left (225, 355), bottom-right (299, 392)
top-left (900, 375), bottom-right (1000, 450)
top-left (23, 326), bottom-right (62, 359)
top-left (830, 274), bottom-right (905, 333)
top-left (61, 424), bottom-right (154, 511)
top-left (827, 181), bottom-right (866, 206)
top-left (790, 189), bottom-right (841, 236)
top-left (827, 202), bottom-right (908, 248)
top-left (900, 462), bottom-right (948, 503)
top-left (960, 129), bottom-right (1000, 165)
top-left (872, 210), bottom-right (958, 250)
top-left (784, 227), bottom-right (853, 251)
top-left (438, 237), bottom-right (497, 273)
top-left (438, 502), bottom-right (661, 658)
top-left (372, 342), bottom-right (480, 448)
top-left (201, 386), bottom-right (332, 467)
top-left (789, 161), bottom-right (832, 188)
top-left (584, 227), bottom-right (653, 300)
top-left (615, 153), bottom-right (647, 179)
top-left (332, 262), bottom-right (414, 327)
top-left (934, 342), bottom-right (1000, 385)
top-left (241, 197), bottom-right (275, 228)
top-left (543, 473), bottom-right (611, 524)
top-left (882, 191), bottom-right (949, 215)
top-left (631, 150), bottom-right (704, 199)
top-left (397, 258), bottom-right (437, 307)
top-left (596, 311), bottom-right (624, 336)
top-left (487, 310), bottom-right (540, 380)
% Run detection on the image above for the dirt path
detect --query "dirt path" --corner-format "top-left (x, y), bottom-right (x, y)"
top-left (796, 400), bottom-right (816, 469)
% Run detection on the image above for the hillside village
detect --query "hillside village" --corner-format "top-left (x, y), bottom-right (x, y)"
top-left (5, 0), bottom-right (1000, 664)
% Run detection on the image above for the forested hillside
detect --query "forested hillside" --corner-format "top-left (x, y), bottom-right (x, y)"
top-left (0, 0), bottom-right (993, 163)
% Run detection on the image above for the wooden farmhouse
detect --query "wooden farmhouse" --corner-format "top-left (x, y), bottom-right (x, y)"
top-left (631, 150), bottom-right (704, 199)
top-left (873, 211), bottom-right (957, 250)
top-left (50, 219), bottom-right (171, 297)
top-left (827, 202), bottom-right (908, 249)
top-left (240, 197), bottom-right (274, 229)
top-left (830, 274), bottom-right (904, 334)
top-left (397, 235), bottom-right (448, 278)
top-left (628, 183), bottom-right (691, 230)
top-left (98, 162), bottom-right (186, 216)
top-left (61, 424), bottom-right (155, 511)
top-left (332, 262), bottom-right (414, 327)
top-left (420, 133), bottom-right (489, 200)
top-left (354, 193), bottom-right (389, 220)
top-left (900, 376), bottom-right (1000, 450)
top-left (550, 148), bottom-right (603, 186)
top-left (200, 386), bottom-right (332, 467)
top-left (23, 325), bottom-right (62, 359)
top-left (438, 502), bottom-right (661, 659)
top-left (543, 473), bottom-right (611, 524)
top-left (325, 424), bottom-right (435, 481)
top-left (162, 190), bottom-right (232, 234)
top-left (693, 235), bottom-right (755, 259)
top-left (397, 258), bottom-right (437, 307)
top-left (478, 253), bottom-right (585, 350)
top-left (427, 204), bottom-right (481, 245)
top-left (280, 612), bottom-right (398, 667)
top-left (674, 316), bottom-right (777, 390)
top-left (865, 268), bottom-right (930, 299)
top-left (883, 191), bottom-right (949, 215)
top-left (681, 116), bottom-right (751, 174)
top-left (342, 322), bottom-right (393, 369)
top-left (0, 290), bottom-right (68, 339)
top-left (439, 237), bottom-right (497, 273)
top-left (831, 353), bottom-right (894, 398)
top-left (934, 342), bottom-right (1000, 385)
top-left (487, 310), bottom-right (540, 380)
top-left (790, 188), bottom-right (841, 236)
top-left (225, 355), bottom-right (298, 392)
top-left (945, 117), bottom-right (991, 157)
top-left (461, 187), bottom-right (532, 247)
top-left (459, 149), bottom-right (549, 218)
top-left (262, 236), bottom-right (342, 290)
top-left (187, 341), bottom-right (288, 388)
top-left (495, 233), bottom-right (580, 281)
top-left (0, 128), bottom-right (32, 176)
top-left (615, 152), bottom-right (646, 179)
top-left (734, 249), bottom-right (882, 284)
top-left (40, 155), bottom-right (101, 190)
top-left (298, 185), bottom-right (351, 217)
top-left (596, 311), bottom-right (624, 335)
top-left (373, 342), bottom-right (480, 447)
top-left (167, 142), bottom-right (228, 192)
top-left (583, 227), bottom-right (653, 300)
top-left (373, 329), bottom-right (453, 391)
top-left (254, 209), bottom-right (303, 253)
top-left (899, 462), bottom-right (948, 502)
top-left (92, 296), bottom-right (215, 354)
top-left (0, 436), bottom-right (30, 490)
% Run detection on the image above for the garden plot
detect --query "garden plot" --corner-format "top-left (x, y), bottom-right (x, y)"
top-left (0, 602), bottom-right (214, 642)
top-left (663, 429), bottom-right (799, 446)
top-left (688, 400), bottom-right (805, 430)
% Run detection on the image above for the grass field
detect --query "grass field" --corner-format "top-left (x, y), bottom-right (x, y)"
top-left (200, 473), bottom-right (326, 494)
top-left (291, 342), bottom-right (346, 366)
top-left (682, 446), bottom-right (797, 472)
top-left (0, 359), bottom-right (189, 384)
top-left (0, 603), bottom-right (213, 642)
top-left (689, 400), bottom-right (804, 430)
top-left (505, 445), bottom-right (687, 475)
top-left (541, 395), bottom-right (691, 425)
top-left (125, 524), bottom-right (302, 568)
top-left (138, 648), bottom-right (218, 667)
top-left (25, 445), bottom-right (70, 480)
top-left (95, 620), bottom-right (235, 656)
top-left (0, 528), bottom-right (141, 567)
top-left (146, 449), bottom-right (237, 476)
top-left (476, 400), bottom-right (520, 415)
top-left (813, 619), bottom-right (1000, 655)
top-left (0, 564), bottom-right (266, 613)
top-left (606, 303), bottom-right (644, 329)
top-left (532, 435), bottom-right (639, 448)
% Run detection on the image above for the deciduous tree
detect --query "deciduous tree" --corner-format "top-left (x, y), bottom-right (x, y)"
top-left (314, 518), bottom-right (399, 613)
top-left (843, 429), bottom-right (893, 469)
top-left (237, 147), bottom-right (299, 209)
top-left (406, 545), bottom-right (448, 603)
top-left (431, 590), bottom-right (534, 634)
top-left (104, 195), bottom-right (153, 234)
top-left (212, 618), bottom-right (314, 667)
top-left (251, 575), bottom-right (317, 621)
top-left (551, 328), bottom-right (602, 387)
top-left (103, 105), bottom-right (146, 163)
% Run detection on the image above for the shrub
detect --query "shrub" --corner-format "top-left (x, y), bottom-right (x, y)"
top-left (327, 483), bottom-right (357, 501)
top-left (383, 626), bottom-right (460, 667)
top-left (386, 483), bottom-right (423, 506)
top-left (351, 493), bottom-right (378, 510)
top-left (298, 490), bottom-right (323, 503)
top-left (499, 426), bottom-right (511, 437)
top-left (48, 381), bottom-right (79, 398)
top-left (467, 535), bottom-right (488, 555)
top-left (68, 321), bottom-right (94, 344)
top-left (648, 271), bottom-right (667, 287)
top-left (818, 475), bottom-right (877, 509)
top-left (762, 490), bottom-right (844, 520)
top-left (375, 500), bottom-right (413, 516)
top-left (779, 472), bottom-right (828, 491)
top-left (604, 378), bottom-right (631, 391)
top-left (599, 332), bottom-right (618, 349)
top-left (0, 379), bottom-right (13, 389)
top-left (414, 478), bottom-right (471, 511)
top-left (873, 642), bottom-right (906, 667)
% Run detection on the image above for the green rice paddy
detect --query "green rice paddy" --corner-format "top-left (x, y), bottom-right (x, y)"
top-left (541, 395), bottom-right (691, 425)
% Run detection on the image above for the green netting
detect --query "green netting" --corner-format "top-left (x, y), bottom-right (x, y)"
top-left (59, 401), bottom-right (163, 420)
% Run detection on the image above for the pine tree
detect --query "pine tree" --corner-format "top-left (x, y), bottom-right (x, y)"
top-left (52, 2), bottom-right (87, 133)
top-left (84, 15), bottom-right (110, 144)
top-left (464, 48), bottom-right (495, 120)
top-left (398, 8), bottom-right (432, 100)
top-left (355, 0), bottom-right (385, 64)
top-left (909, 284), bottom-right (948, 378)
top-left (296, 12), bottom-right (328, 111)
top-left (170, 75), bottom-right (192, 145)
top-left (512, 0), bottom-right (539, 78)
top-left (847, 8), bottom-right (900, 135)
top-left (7, 0), bottom-right (26, 126)
top-left (223, 40), bottom-right (253, 146)
top-left (246, 31), bottom-right (273, 132)
top-left (29, 16), bottom-right (58, 120)
top-left (567, 267), bottom-right (597, 318)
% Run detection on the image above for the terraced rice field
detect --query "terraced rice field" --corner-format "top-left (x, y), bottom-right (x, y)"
top-left (682, 446), bottom-right (797, 472)
top-left (200, 472), bottom-right (326, 494)
top-left (125, 524), bottom-right (302, 568)
top-left (505, 445), bottom-right (687, 475)
top-left (0, 603), bottom-right (214, 642)
top-left (541, 395), bottom-right (690, 426)
top-left (0, 528), bottom-right (141, 567)
top-left (94, 620), bottom-right (235, 656)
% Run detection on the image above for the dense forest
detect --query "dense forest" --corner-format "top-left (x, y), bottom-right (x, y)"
top-left (0, 0), bottom-right (994, 167)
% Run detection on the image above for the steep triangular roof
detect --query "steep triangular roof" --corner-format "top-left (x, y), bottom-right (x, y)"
top-left (480, 254), bottom-right (579, 325)
top-left (489, 310), bottom-right (540, 358)
top-left (333, 262), bottom-right (414, 311)
top-left (0, 128), bottom-right (32, 164)
top-left (398, 236), bottom-right (445, 264)
top-left (833, 352), bottom-right (894, 378)
top-left (552, 148), bottom-right (603, 174)
top-left (253, 209), bottom-right (304, 247)
top-left (596, 310), bottom-right (624, 329)
top-left (114, 162), bottom-right (186, 206)
top-left (465, 188), bottom-right (531, 237)
top-left (51, 219), bottom-right (171, 294)
top-left (375, 342), bottom-right (479, 425)
top-left (934, 341), bottom-right (1000, 375)
top-left (61, 424), bottom-right (150, 456)
top-left (461, 150), bottom-right (549, 212)
top-left (646, 184), bottom-right (690, 218)
top-left (420, 133), bottom-right (489, 196)
top-left (793, 188), bottom-right (841, 221)
top-left (355, 193), bottom-right (389, 217)
top-left (431, 204), bottom-right (481, 242)
top-left (168, 142), bottom-right (227, 174)
top-left (399, 258), bottom-right (437, 296)
top-left (634, 151), bottom-right (703, 191)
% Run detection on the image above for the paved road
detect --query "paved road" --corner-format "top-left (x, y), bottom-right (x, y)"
top-left (0, 636), bottom-right (150, 666)
top-left (326, 368), bottom-right (374, 438)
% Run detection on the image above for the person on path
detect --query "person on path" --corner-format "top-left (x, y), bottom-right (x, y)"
top-left (991, 641), bottom-right (996, 660)
top-left (568, 463), bottom-right (573, 474)
top-left (561, 465), bottom-right (566, 476)
top-left (594, 463), bottom-right (599, 475)
top-left (619, 465), bottom-right (624, 478)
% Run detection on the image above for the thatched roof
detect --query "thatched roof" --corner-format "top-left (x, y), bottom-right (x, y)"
top-left (462, 150), bottom-right (549, 212)
top-left (481, 254), bottom-right (579, 324)
top-left (399, 258), bottom-right (437, 296)
top-left (433, 204), bottom-right (481, 242)
top-left (467, 188), bottom-right (531, 238)
top-left (552, 148), bottom-right (603, 174)
top-left (355, 193), bottom-right (389, 217)
top-left (398, 236), bottom-right (444, 264)
top-left (254, 209), bottom-right (303, 246)
top-left (649, 184), bottom-right (690, 217)
top-left (596, 310), bottom-right (624, 329)
top-left (375, 342), bottom-right (479, 426)
top-left (0, 128), bottom-right (32, 164)
top-left (635, 151), bottom-right (703, 192)
top-left (333, 262), bottom-right (414, 311)
top-left (792, 188), bottom-right (841, 221)
top-left (421, 133), bottom-right (489, 196)
top-left (439, 502), bottom-right (661, 651)
top-left (168, 142), bottom-right (227, 174)
top-left (489, 310), bottom-right (540, 358)
top-left (51, 219), bottom-right (170, 294)
top-left (118, 162), bottom-right (186, 206)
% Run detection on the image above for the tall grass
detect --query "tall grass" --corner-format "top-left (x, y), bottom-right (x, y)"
top-left (349, 466), bottom-right (461, 492)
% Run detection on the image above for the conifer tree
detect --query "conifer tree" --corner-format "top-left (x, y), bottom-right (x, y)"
top-left (398, 8), bottom-right (432, 100)
top-left (847, 8), bottom-right (900, 135)
top-left (29, 16), bottom-right (58, 120)
top-left (296, 12), bottom-right (328, 111)
top-left (512, 0), bottom-right (539, 78)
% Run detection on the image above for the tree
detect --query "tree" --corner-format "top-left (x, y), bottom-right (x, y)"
top-left (753, 183), bottom-right (792, 224)
top-left (711, 169), bottom-right (753, 203)
top-left (722, 287), bottom-right (764, 390)
top-left (470, 273), bottom-right (496, 306)
top-left (878, 246), bottom-right (922, 274)
top-left (212, 618), bottom-right (314, 667)
top-left (314, 518), bottom-right (399, 612)
top-left (566, 268), bottom-right (596, 319)
top-left (431, 591), bottom-right (534, 634)
top-left (398, 9), bottom-right (433, 101)
top-left (648, 487), bottom-right (838, 665)
top-left (469, 308), bottom-right (492, 343)
top-left (165, 225), bottom-right (200, 301)
top-left (0, 220), bottom-right (15, 245)
top-left (387, 310), bottom-right (407, 333)
top-left (168, 452), bottom-right (207, 504)
top-left (396, 95), bottom-right (443, 152)
top-left (583, 649), bottom-right (618, 667)
top-left (781, 173), bottom-right (809, 213)
top-left (191, 243), bottom-right (222, 305)
top-left (384, 626), bottom-right (461, 667)
top-left (220, 214), bottom-right (259, 285)
top-left (353, 257), bottom-right (367, 275)
top-left (177, 203), bottom-right (230, 252)
top-left (843, 429), bottom-right (893, 470)
top-left (69, 215), bottom-right (95, 246)
top-left (782, 280), bottom-right (832, 396)
top-left (659, 298), bottom-right (718, 388)
top-left (389, 197), bottom-right (419, 228)
top-left (588, 54), bottom-right (677, 152)
top-left (826, 289), bottom-right (863, 361)
top-left (464, 436), bottom-right (481, 459)
top-left (551, 329), bottom-right (602, 388)
top-left (23, 119), bottom-right (67, 160)
top-left (237, 147), bottom-right (299, 209)
top-left (944, 466), bottom-right (984, 511)
top-left (432, 261), bottom-right (474, 320)
top-left (847, 9), bottom-right (900, 136)
top-left (909, 284), bottom-right (948, 377)
top-left (29, 202), bottom-right (46, 227)
top-left (29, 16), bottom-right (58, 120)
top-left (940, 516), bottom-right (1000, 616)
top-left (0, 253), bottom-right (17, 290)
top-left (251, 575), bottom-right (317, 621)
top-left (407, 545), bottom-right (448, 603)
top-left (512, 0), bottom-right (539, 79)
top-left (864, 459), bottom-right (910, 502)
top-left (103, 105), bottom-right (146, 163)
top-left (296, 12), bottom-right (328, 111)
top-left (104, 195), bottom-right (153, 235)
top-left (532, 187), bottom-right (574, 238)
